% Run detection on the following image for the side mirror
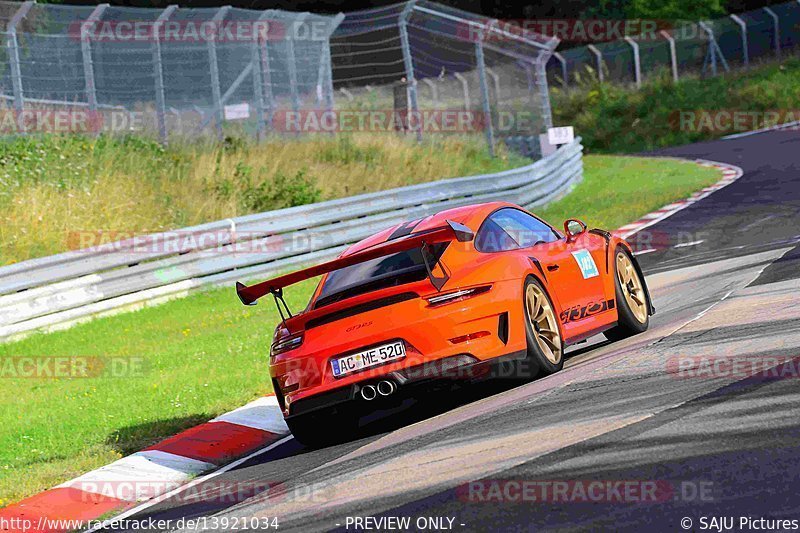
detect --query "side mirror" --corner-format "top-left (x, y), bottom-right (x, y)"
top-left (564, 219), bottom-right (587, 240)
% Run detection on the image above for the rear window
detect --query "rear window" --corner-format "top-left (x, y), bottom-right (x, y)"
top-left (315, 244), bottom-right (445, 308)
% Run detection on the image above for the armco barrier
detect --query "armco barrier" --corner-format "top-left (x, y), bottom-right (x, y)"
top-left (0, 139), bottom-right (582, 342)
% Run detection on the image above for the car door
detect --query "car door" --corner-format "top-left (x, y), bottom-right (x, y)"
top-left (487, 209), bottom-right (608, 338)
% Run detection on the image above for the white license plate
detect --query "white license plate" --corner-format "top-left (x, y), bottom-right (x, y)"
top-left (331, 341), bottom-right (406, 377)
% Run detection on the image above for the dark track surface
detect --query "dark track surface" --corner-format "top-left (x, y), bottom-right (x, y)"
top-left (105, 130), bottom-right (800, 533)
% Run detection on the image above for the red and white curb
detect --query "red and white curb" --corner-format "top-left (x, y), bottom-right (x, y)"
top-left (0, 395), bottom-right (288, 533)
top-left (614, 159), bottom-right (744, 253)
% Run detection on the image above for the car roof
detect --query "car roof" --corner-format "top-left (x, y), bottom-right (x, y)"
top-left (341, 201), bottom-right (518, 257)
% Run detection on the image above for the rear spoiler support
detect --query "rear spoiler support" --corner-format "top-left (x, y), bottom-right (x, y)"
top-left (270, 287), bottom-right (293, 323)
top-left (421, 242), bottom-right (450, 291)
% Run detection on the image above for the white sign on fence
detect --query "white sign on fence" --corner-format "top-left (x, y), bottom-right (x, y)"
top-left (224, 103), bottom-right (251, 121)
top-left (547, 126), bottom-right (575, 146)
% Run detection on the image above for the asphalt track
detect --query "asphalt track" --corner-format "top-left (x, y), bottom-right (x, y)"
top-left (106, 130), bottom-right (800, 533)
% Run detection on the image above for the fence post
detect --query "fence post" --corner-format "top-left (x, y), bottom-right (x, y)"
top-left (259, 10), bottom-right (276, 132)
top-left (763, 7), bottom-right (780, 59)
top-left (587, 44), bottom-right (603, 82)
top-left (553, 52), bottom-right (567, 88)
top-left (454, 72), bottom-right (469, 110)
top-left (519, 61), bottom-right (534, 103)
top-left (399, 1), bottom-right (422, 142)
top-left (322, 13), bottom-right (344, 114)
top-left (624, 36), bottom-right (641, 88)
top-left (729, 14), bottom-right (749, 67)
top-left (699, 21), bottom-right (729, 76)
top-left (207, 6), bottom-right (231, 141)
top-left (6, 0), bottom-right (34, 129)
top-left (252, 10), bottom-right (278, 140)
top-left (252, 30), bottom-right (267, 141)
top-left (535, 60), bottom-right (553, 131)
top-left (286, 13), bottom-right (309, 118)
top-left (153, 5), bottom-right (177, 145)
top-left (421, 78), bottom-right (438, 104)
top-left (81, 3), bottom-right (108, 130)
top-left (475, 32), bottom-right (495, 157)
top-left (659, 30), bottom-right (679, 82)
top-left (485, 67), bottom-right (500, 102)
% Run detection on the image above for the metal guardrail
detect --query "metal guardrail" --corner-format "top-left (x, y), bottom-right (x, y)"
top-left (0, 138), bottom-right (582, 342)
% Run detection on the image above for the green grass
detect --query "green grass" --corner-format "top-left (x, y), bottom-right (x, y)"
top-left (553, 58), bottom-right (800, 153)
top-left (0, 134), bottom-right (526, 266)
top-left (537, 155), bottom-right (719, 230)
top-left (0, 155), bottom-right (720, 506)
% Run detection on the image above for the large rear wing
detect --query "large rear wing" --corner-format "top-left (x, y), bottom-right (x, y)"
top-left (235, 220), bottom-right (474, 306)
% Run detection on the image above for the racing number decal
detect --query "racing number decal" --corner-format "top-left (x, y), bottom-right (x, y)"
top-left (572, 250), bottom-right (600, 279)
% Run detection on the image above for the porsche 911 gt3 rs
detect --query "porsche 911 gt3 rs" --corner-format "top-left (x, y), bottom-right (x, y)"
top-left (236, 201), bottom-right (654, 446)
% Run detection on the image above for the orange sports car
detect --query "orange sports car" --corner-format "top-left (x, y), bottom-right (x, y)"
top-left (236, 201), bottom-right (654, 445)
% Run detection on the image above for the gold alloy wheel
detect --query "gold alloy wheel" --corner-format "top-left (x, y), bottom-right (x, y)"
top-left (525, 284), bottom-right (562, 364)
top-left (616, 252), bottom-right (648, 324)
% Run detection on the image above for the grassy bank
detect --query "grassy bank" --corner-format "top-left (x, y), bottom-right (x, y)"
top-left (552, 58), bottom-right (800, 153)
top-left (0, 134), bottom-right (526, 265)
top-left (0, 155), bottom-right (719, 505)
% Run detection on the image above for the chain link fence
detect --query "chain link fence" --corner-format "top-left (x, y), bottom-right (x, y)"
top-left (0, 0), bottom-right (559, 159)
top-left (548, 1), bottom-right (800, 89)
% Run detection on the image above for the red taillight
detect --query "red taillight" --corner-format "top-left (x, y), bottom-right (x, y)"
top-left (271, 327), bottom-right (304, 356)
top-left (449, 331), bottom-right (491, 344)
top-left (425, 285), bottom-right (491, 307)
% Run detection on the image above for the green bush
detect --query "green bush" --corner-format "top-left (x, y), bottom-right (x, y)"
top-left (552, 58), bottom-right (800, 153)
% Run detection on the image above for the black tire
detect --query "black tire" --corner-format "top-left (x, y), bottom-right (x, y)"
top-left (285, 407), bottom-right (360, 448)
top-left (604, 246), bottom-right (650, 341)
top-left (518, 276), bottom-right (564, 380)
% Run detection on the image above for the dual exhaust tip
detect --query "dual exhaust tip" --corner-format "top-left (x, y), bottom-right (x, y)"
top-left (360, 380), bottom-right (396, 401)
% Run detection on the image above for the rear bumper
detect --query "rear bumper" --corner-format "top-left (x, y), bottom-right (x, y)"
top-left (270, 279), bottom-right (526, 418)
top-left (284, 349), bottom-right (527, 420)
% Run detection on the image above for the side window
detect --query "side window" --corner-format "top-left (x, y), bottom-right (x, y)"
top-left (474, 218), bottom-right (520, 252)
top-left (476, 208), bottom-right (559, 253)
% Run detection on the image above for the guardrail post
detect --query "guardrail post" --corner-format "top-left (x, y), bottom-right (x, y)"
top-left (399, 1), bottom-right (422, 142)
top-left (763, 7), bottom-right (780, 59)
top-left (207, 6), bottom-right (231, 141)
top-left (6, 1), bottom-right (34, 129)
top-left (475, 34), bottom-right (495, 157)
top-left (153, 5), bottom-right (177, 145)
top-left (287, 13), bottom-right (309, 119)
top-left (81, 3), bottom-right (108, 130)
top-left (624, 36), bottom-right (641, 88)
top-left (553, 52), bottom-right (567, 88)
top-left (659, 30), bottom-right (679, 82)
top-left (729, 14), bottom-right (749, 67)
top-left (587, 44), bottom-right (603, 82)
